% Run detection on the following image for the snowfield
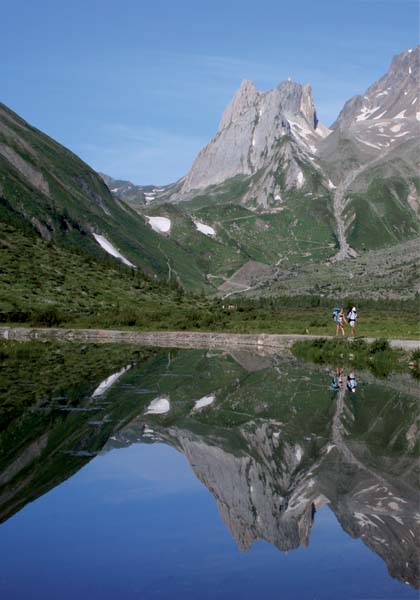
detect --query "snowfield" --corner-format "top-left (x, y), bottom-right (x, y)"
top-left (93, 233), bottom-right (135, 267)
top-left (194, 221), bottom-right (216, 236)
top-left (193, 394), bottom-right (216, 411)
top-left (145, 397), bottom-right (171, 414)
top-left (145, 216), bottom-right (171, 233)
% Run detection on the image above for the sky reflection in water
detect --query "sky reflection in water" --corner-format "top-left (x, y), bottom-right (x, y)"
top-left (0, 442), bottom-right (416, 600)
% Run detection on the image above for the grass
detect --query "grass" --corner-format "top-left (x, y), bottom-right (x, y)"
top-left (0, 219), bottom-right (418, 339)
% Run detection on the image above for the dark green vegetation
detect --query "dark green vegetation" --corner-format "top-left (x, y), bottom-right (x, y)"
top-left (0, 221), bottom-right (418, 338)
top-left (0, 339), bottom-right (156, 429)
top-left (0, 102), bottom-right (214, 291)
top-left (1, 225), bottom-right (418, 338)
top-left (291, 337), bottom-right (412, 377)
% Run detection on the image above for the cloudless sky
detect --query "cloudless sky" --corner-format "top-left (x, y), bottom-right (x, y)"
top-left (1, 0), bottom-right (418, 183)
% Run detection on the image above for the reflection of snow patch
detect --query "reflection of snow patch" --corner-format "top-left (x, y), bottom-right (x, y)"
top-left (416, 113), bottom-right (420, 122)
top-left (395, 110), bottom-right (407, 119)
top-left (145, 397), bottom-right (170, 414)
top-left (390, 124), bottom-right (402, 133)
top-left (412, 97), bottom-right (418, 105)
top-left (295, 445), bottom-right (303, 462)
top-left (328, 179), bottom-right (336, 189)
top-left (391, 515), bottom-right (404, 524)
top-left (93, 234), bottom-right (135, 267)
top-left (145, 216), bottom-right (171, 233)
top-left (296, 171), bottom-right (304, 188)
top-left (373, 111), bottom-right (387, 120)
top-left (92, 365), bottom-right (131, 397)
top-left (354, 512), bottom-right (378, 529)
top-left (193, 394), bottom-right (215, 411)
top-left (355, 137), bottom-right (381, 150)
top-left (194, 222), bottom-right (216, 236)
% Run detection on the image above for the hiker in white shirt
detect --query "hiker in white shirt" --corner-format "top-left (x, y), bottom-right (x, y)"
top-left (347, 307), bottom-right (358, 337)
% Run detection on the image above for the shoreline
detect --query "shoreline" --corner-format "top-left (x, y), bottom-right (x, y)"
top-left (1, 326), bottom-right (419, 353)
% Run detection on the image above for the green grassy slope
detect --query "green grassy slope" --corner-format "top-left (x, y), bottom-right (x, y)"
top-left (0, 103), bottom-right (212, 290)
top-left (345, 175), bottom-right (419, 251)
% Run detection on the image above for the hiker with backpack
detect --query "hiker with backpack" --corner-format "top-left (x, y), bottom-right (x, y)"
top-left (331, 367), bottom-right (344, 391)
top-left (347, 371), bottom-right (358, 393)
top-left (333, 307), bottom-right (347, 337)
top-left (347, 307), bottom-right (358, 336)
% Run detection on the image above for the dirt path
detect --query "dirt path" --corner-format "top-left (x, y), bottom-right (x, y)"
top-left (1, 327), bottom-right (418, 352)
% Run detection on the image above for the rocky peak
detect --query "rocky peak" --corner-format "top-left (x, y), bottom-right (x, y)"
top-left (179, 77), bottom-right (328, 196)
top-left (332, 45), bottom-right (420, 131)
top-left (300, 83), bottom-right (318, 129)
top-left (219, 80), bottom-right (259, 130)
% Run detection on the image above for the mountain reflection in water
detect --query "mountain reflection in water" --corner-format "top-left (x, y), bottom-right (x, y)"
top-left (0, 346), bottom-right (418, 594)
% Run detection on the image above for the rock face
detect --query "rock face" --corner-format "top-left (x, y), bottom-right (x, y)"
top-left (321, 46), bottom-right (420, 165)
top-left (180, 79), bottom-right (330, 197)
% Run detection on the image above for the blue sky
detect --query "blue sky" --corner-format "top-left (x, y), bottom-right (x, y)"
top-left (1, 0), bottom-right (417, 184)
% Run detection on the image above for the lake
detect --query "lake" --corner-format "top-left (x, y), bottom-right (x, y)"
top-left (0, 343), bottom-right (418, 599)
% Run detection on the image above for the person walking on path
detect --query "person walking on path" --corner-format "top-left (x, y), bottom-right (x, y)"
top-left (334, 307), bottom-right (347, 337)
top-left (347, 306), bottom-right (358, 336)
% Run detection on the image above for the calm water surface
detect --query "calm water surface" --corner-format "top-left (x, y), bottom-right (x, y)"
top-left (0, 346), bottom-right (418, 599)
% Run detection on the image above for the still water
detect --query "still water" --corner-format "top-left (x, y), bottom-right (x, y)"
top-left (0, 345), bottom-right (418, 599)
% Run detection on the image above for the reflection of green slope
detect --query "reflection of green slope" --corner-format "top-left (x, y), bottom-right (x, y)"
top-left (0, 343), bottom-right (159, 522)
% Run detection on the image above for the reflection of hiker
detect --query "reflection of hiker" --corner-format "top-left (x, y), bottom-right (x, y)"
top-left (347, 307), bottom-right (358, 336)
top-left (331, 367), bottom-right (344, 390)
top-left (347, 371), bottom-right (357, 393)
top-left (333, 307), bottom-right (347, 337)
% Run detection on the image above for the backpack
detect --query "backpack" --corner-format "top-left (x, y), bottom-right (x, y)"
top-left (332, 307), bottom-right (340, 322)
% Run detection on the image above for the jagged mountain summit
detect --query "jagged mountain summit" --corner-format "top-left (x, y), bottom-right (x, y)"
top-left (176, 46), bottom-right (419, 204)
top-left (174, 79), bottom-right (331, 207)
top-left (321, 45), bottom-right (420, 169)
top-left (98, 172), bottom-right (171, 208)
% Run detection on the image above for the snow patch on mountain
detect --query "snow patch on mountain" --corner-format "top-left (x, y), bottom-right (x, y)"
top-left (194, 222), bottom-right (216, 236)
top-left (193, 394), bottom-right (216, 411)
top-left (93, 234), bottom-right (135, 267)
top-left (145, 216), bottom-right (171, 233)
